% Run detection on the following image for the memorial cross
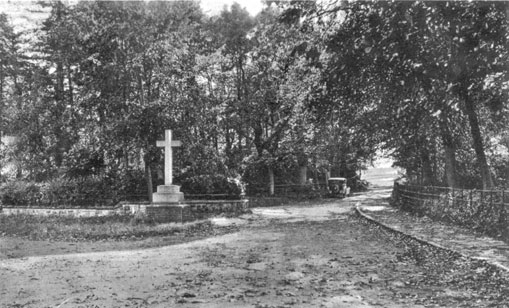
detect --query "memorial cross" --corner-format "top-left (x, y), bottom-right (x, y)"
top-left (156, 129), bottom-right (181, 185)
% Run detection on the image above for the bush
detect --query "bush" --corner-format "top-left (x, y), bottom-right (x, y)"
top-left (0, 172), bottom-right (244, 207)
top-left (0, 177), bottom-right (119, 208)
top-left (108, 169), bottom-right (147, 201)
top-left (0, 169), bottom-right (149, 208)
top-left (180, 174), bottom-right (243, 200)
top-left (40, 177), bottom-right (110, 207)
top-left (0, 181), bottom-right (40, 206)
top-left (349, 176), bottom-right (369, 192)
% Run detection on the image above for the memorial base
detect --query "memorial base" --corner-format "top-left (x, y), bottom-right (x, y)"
top-left (120, 199), bottom-right (250, 223)
top-left (152, 184), bottom-right (184, 203)
top-left (144, 203), bottom-right (191, 223)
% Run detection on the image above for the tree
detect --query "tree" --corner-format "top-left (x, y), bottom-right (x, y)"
top-left (289, 1), bottom-right (509, 188)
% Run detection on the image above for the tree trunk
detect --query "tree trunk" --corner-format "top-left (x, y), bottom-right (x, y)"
top-left (437, 108), bottom-right (458, 188)
top-left (268, 166), bottom-right (274, 196)
top-left (443, 142), bottom-right (457, 188)
top-left (299, 166), bottom-right (307, 185)
top-left (67, 63), bottom-right (73, 105)
top-left (462, 93), bottom-right (494, 190)
top-left (420, 147), bottom-right (434, 186)
top-left (439, 120), bottom-right (458, 188)
top-left (16, 162), bottom-right (22, 179)
top-left (298, 152), bottom-right (308, 185)
top-left (144, 154), bottom-right (153, 202)
top-left (0, 63), bottom-right (3, 110)
top-left (56, 61), bottom-right (64, 100)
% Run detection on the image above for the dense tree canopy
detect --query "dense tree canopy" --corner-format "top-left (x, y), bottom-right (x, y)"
top-left (288, 0), bottom-right (509, 189)
top-left (1, 0), bottom-right (508, 198)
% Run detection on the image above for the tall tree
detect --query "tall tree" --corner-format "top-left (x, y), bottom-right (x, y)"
top-left (290, 1), bottom-right (508, 188)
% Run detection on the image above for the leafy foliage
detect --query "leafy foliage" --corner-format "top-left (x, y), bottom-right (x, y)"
top-left (292, 1), bottom-right (509, 189)
top-left (0, 181), bottom-right (40, 206)
top-left (180, 174), bottom-right (243, 200)
top-left (0, 173), bottom-right (146, 207)
top-left (1, 0), bottom-right (508, 201)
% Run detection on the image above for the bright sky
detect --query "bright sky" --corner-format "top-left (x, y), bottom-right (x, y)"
top-left (0, 0), bottom-right (266, 43)
top-left (0, 0), bottom-right (266, 52)
top-left (200, 0), bottom-right (264, 16)
top-left (0, 1), bottom-right (45, 30)
top-left (0, 0), bottom-right (265, 28)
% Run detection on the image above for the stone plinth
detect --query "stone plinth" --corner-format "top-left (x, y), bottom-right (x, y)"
top-left (123, 199), bottom-right (249, 223)
top-left (152, 184), bottom-right (184, 203)
top-left (144, 203), bottom-right (191, 223)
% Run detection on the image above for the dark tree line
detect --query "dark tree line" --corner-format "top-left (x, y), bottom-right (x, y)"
top-left (0, 1), bottom-right (507, 199)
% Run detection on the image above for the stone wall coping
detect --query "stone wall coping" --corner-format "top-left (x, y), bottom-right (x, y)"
top-left (183, 199), bottom-right (248, 204)
top-left (2, 199), bottom-right (249, 212)
top-left (1, 205), bottom-right (121, 210)
top-left (117, 201), bottom-right (151, 205)
top-left (120, 199), bottom-right (248, 206)
top-left (144, 203), bottom-right (187, 208)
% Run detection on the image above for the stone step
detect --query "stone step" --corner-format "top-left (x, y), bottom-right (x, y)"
top-left (152, 192), bottom-right (184, 203)
top-left (156, 185), bottom-right (181, 194)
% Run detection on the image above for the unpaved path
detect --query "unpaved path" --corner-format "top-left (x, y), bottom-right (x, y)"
top-left (363, 205), bottom-right (509, 271)
top-left (1, 189), bottom-right (507, 307)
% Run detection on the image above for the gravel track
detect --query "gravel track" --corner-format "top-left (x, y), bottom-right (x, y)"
top-left (2, 189), bottom-right (509, 307)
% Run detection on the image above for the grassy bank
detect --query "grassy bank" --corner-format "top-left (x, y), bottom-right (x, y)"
top-left (0, 213), bottom-right (218, 241)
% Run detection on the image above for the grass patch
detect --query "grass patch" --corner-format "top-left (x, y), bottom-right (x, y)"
top-left (0, 213), bottom-right (217, 241)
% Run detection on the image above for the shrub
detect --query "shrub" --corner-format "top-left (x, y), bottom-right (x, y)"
top-left (0, 169), bottom-right (149, 208)
top-left (180, 174), bottom-right (243, 200)
top-left (0, 177), bottom-right (114, 207)
top-left (0, 181), bottom-right (40, 206)
top-left (40, 177), bottom-right (109, 207)
top-left (349, 176), bottom-right (369, 192)
top-left (108, 169), bottom-right (147, 201)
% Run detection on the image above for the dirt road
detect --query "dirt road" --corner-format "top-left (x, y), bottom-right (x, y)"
top-left (1, 189), bottom-right (505, 307)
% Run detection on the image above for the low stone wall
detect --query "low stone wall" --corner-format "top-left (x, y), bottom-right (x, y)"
top-left (144, 204), bottom-right (192, 223)
top-left (185, 199), bottom-right (249, 219)
top-left (1, 206), bottom-right (123, 217)
top-left (247, 197), bottom-right (292, 208)
top-left (1, 199), bottom-right (250, 223)
top-left (121, 199), bottom-right (250, 223)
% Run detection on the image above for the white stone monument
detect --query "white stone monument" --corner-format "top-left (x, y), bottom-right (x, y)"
top-left (152, 129), bottom-right (184, 203)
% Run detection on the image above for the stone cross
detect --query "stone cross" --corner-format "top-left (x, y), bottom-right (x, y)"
top-left (156, 129), bottom-right (181, 185)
